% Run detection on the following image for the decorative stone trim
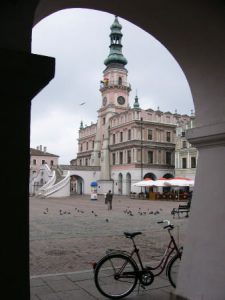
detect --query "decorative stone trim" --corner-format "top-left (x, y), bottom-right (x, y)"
top-left (186, 122), bottom-right (225, 148)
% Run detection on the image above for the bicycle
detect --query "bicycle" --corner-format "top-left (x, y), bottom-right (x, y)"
top-left (93, 220), bottom-right (182, 299)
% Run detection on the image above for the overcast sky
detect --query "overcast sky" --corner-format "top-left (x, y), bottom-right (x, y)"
top-left (31, 8), bottom-right (194, 164)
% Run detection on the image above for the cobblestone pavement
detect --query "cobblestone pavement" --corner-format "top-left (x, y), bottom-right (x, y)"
top-left (30, 194), bottom-right (188, 276)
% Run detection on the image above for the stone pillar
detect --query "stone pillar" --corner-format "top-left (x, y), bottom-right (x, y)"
top-left (175, 122), bottom-right (225, 299)
top-left (1, 48), bottom-right (55, 299)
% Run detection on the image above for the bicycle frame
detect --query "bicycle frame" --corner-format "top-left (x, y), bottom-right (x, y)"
top-left (148, 233), bottom-right (180, 277)
top-left (124, 227), bottom-right (181, 278)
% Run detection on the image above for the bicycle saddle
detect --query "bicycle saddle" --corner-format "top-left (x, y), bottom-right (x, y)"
top-left (124, 231), bottom-right (142, 238)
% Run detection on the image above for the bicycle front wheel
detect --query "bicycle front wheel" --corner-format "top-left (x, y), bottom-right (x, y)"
top-left (94, 253), bottom-right (138, 299)
top-left (167, 252), bottom-right (182, 288)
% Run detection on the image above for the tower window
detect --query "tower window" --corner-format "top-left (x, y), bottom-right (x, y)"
top-left (182, 157), bottom-right (187, 168)
top-left (112, 153), bottom-right (116, 165)
top-left (191, 157), bottom-right (196, 168)
top-left (127, 150), bottom-right (131, 164)
top-left (148, 129), bottom-right (153, 140)
top-left (120, 132), bottom-right (123, 142)
top-left (148, 151), bottom-right (153, 164)
top-left (119, 152), bottom-right (123, 164)
top-left (118, 77), bottom-right (122, 85)
top-left (113, 134), bottom-right (116, 144)
top-left (166, 132), bottom-right (171, 142)
top-left (128, 129), bottom-right (131, 140)
top-left (182, 141), bottom-right (187, 148)
top-left (33, 159), bottom-right (36, 165)
top-left (166, 152), bottom-right (171, 165)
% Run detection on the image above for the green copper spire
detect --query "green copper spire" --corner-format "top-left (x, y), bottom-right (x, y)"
top-left (104, 16), bottom-right (128, 66)
top-left (133, 94), bottom-right (140, 109)
top-left (80, 120), bottom-right (84, 129)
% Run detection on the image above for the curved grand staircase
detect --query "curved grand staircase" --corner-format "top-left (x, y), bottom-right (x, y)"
top-left (37, 166), bottom-right (71, 198)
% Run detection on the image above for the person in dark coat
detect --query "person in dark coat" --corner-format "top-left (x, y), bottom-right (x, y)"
top-left (106, 190), bottom-right (113, 210)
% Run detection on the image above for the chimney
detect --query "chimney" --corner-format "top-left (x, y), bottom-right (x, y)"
top-left (40, 145), bottom-right (42, 151)
top-left (44, 146), bottom-right (47, 153)
top-left (36, 146), bottom-right (39, 150)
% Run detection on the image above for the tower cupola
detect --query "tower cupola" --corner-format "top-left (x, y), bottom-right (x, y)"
top-left (104, 16), bottom-right (128, 67)
top-left (133, 95), bottom-right (140, 109)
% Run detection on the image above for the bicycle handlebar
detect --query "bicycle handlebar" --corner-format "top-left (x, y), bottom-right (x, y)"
top-left (157, 220), bottom-right (174, 230)
top-left (157, 220), bottom-right (171, 225)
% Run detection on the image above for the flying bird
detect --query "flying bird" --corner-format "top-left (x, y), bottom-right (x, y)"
top-left (79, 102), bottom-right (86, 106)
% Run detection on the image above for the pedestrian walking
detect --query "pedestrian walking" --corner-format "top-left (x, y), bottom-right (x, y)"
top-left (106, 190), bottom-right (113, 210)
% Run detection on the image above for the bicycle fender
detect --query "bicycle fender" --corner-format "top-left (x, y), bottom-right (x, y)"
top-left (106, 249), bottom-right (131, 256)
top-left (166, 251), bottom-right (182, 276)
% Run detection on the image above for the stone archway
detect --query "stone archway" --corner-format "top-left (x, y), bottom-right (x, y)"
top-left (70, 174), bottom-right (84, 195)
top-left (163, 173), bottom-right (174, 179)
top-left (144, 172), bottom-right (156, 180)
top-left (1, 2), bottom-right (225, 300)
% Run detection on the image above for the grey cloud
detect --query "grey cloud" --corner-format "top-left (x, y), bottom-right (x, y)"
top-left (31, 9), bottom-right (194, 164)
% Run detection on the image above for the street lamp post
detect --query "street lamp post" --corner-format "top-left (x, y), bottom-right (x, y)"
top-left (140, 117), bottom-right (143, 192)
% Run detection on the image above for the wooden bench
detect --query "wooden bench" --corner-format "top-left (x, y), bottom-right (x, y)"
top-left (171, 199), bottom-right (191, 218)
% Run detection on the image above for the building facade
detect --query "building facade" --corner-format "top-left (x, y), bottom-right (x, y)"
top-left (30, 145), bottom-right (59, 172)
top-left (175, 116), bottom-right (198, 180)
top-left (30, 146), bottom-right (59, 195)
top-left (72, 16), bottom-right (192, 195)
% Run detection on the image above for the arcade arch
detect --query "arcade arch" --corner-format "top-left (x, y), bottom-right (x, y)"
top-left (70, 174), bottom-right (84, 195)
top-left (126, 173), bottom-right (131, 195)
top-left (163, 173), bottom-right (174, 179)
top-left (118, 173), bottom-right (123, 195)
top-left (144, 172), bottom-right (156, 180)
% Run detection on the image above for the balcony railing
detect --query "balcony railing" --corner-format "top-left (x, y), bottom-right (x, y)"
top-left (100, 80), bottom-right (131, 90)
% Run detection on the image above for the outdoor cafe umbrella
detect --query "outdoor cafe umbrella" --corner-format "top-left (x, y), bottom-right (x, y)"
top-left (132, 178), bottom-right (153, 187)
top-left (164, 177), bottom-right (194, 187)
top-left (132, 177), bottom-right (168, 187)
top-left (164, 177), bottom-right (194, 200)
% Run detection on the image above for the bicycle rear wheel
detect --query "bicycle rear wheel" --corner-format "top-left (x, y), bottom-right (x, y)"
top-left (167, 252), bottom-right (182, 288)
top-left (94, 253), bottom-right (138, 299)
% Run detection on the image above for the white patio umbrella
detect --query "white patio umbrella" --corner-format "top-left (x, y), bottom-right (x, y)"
top-left (132, 178), bottom-right (153, 187)
top-left (132, 177), bottom-right (168, 187)
top-left (163, 177), bottom-right (194, 200)
top-left (164, 177), bottom-right (194, 187)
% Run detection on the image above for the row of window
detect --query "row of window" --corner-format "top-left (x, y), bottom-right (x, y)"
top-left (182, 157), bottom-right (196, 168)
top-left (110, 112), bottom-right (184, 128)
top-left (78, 155), bottom-right (196, 168)
top-left (80, 140), bottom-right (95, 152)
top-left (111, 150), bottom-right (172, 165)
top-left (31, 159), bottom-right (54, 166)
top-left (79, 129), bottom-right (173, 152)
top-left (111, 129), bottom-right (172, 144)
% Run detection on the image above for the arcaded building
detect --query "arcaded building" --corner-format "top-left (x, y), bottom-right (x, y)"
top-left (73, 16), bottom-right (191, 195)
top-left (175, 116), bottom-right (198, 180)
top-left (3, 2), bottom-right (225, 300)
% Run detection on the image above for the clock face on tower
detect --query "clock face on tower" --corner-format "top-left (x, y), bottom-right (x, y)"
top-left (103, 96), bottom-right (107, 106)
top-left (117, 96), bottom-right (125, 105)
